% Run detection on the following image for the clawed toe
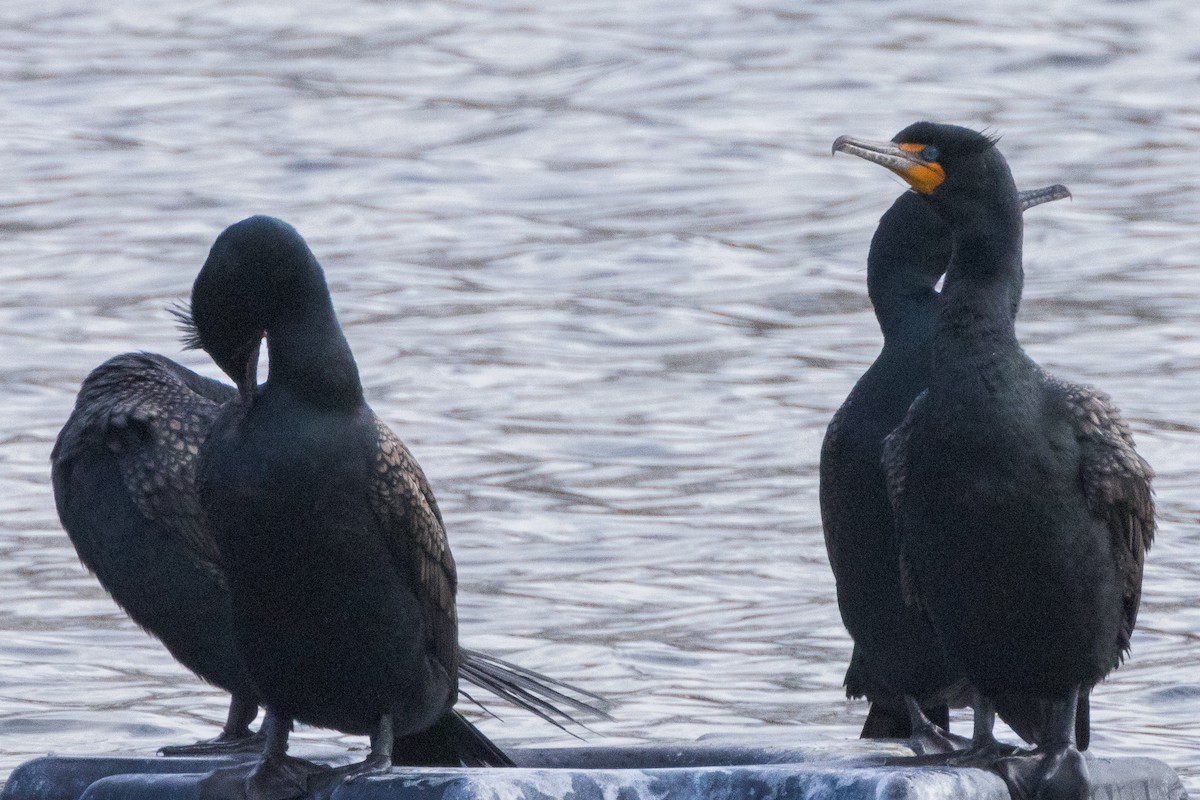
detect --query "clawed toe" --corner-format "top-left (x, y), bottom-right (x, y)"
top-left (946, 738), bottom-right (1023, 766)
top-left (199, 755), bottom-right (325, 800)
top-left (908, 721), bottom-right (972, 756)
top-left (302, 755), bottom-right (392, 800)
top-left (343, 755), bottom-right (392, 783)
top-left (885, 737), bottom-right (1024, 769)
top-left (160, 731), bottom-right (265, 757)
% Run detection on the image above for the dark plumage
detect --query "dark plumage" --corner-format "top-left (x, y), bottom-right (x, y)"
top-left (52, 220), bottom-right (604, 789)
top-left (820, 185), bottom-right (1070, 745)
top-left (188, 215), bottom-right (520, 799)
top-left (836, 123), bottom-right (1153, 800)
top-left (52, 353), bottom-right (260, 752)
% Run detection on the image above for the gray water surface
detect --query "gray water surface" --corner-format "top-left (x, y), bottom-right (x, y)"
top-left (1, 0), bottom-right (1198, 792)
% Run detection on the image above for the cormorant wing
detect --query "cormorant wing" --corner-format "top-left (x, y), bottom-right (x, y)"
top-left (818, 403), bottom-right (849, 577)
top-left (1049, 377), bottom-right (1155, 656)
top-left (880, 390), bottom-right (927, 612)
top-left (52, 352), bottom-right (231, 580)
top-left (367, 417), bottom-right (459, 677)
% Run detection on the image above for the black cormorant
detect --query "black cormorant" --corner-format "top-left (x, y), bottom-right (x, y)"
top-left (53, 353), bottom-right (261, 753)
top-left (189, 215), bottom-right (606, 799)
top-left (820, 184), bottom-right (1069, 748)
top-left (834, 123), bottom-right (1153, 800)
top-left (52, 220), bottom-right (605, 789)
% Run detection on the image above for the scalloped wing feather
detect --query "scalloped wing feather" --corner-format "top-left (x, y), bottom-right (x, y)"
top-left (53, 353), bottom-right (231, 580)
top-left (368, 418), bottom-right (459, 681)
top-left (1050, 377), bottom-right (1154, 656)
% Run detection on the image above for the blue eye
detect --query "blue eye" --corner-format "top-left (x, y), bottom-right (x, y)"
top-left (920, 145), bottom-right (939, 161)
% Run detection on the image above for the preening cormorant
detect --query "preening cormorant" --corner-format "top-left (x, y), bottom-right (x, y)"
top-left (51, 219), bottom-right (605, 792)
top-left (834, 123), bottom-right (1153, 800)
top-left (190, 215), bottom-right (590, 798)
top-left (820, 184), bottom-right (1069, 747)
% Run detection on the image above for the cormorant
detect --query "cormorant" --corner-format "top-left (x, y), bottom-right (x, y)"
top-left (190, 215), bottom-right (601, 799)
top-left (821, 183), bottom-right (1070, 749)
top-left (834, 123), bottom-right (1153, 800)
top-left (51, 220), bottom-right (605, 788)
top-left (53, 353), bottom-right (261, 753)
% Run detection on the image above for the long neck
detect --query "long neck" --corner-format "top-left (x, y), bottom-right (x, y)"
top-left (866, 195), bottom-right (948, 344)
top-left (933, 193), bottom-right (1025, 376)
top-left (266, 294), bottom-right (363, 410)
top-left (869, 271), bottom-right (941, 345)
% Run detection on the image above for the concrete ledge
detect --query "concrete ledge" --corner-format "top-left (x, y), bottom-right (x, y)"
top-left (1, 741), bottom-right (1188, 800)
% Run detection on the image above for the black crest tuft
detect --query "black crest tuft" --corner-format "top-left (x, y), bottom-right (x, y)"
top-left (892, 121), bottom-right (999, 156)
top-left (168, 301), bottom-right (203, 350)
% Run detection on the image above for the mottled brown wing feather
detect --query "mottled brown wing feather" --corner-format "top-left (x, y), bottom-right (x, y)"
top-left (54, 353), bottom-right (229, 578)
top-left (1051, 377), bottom-right (1155, 656)
top-left (368, 418), bottom-right (459, 682)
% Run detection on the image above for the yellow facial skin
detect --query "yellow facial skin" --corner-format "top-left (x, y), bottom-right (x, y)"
top-left (895, 143), bottom-right (946, 194)
top-left (832, 137), bottom-right (946, 195)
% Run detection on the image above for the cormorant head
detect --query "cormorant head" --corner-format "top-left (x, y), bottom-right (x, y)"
top-left (833, 122), bottom-right (1044, 227)
top-left (188, 215), bottom-right (329, 403)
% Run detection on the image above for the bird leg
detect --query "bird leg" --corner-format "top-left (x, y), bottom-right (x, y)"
top-left (886, 692), bottom-right (1018, 767)
top-left (354, 714), bottom-right (395, 776)
top-left (994, 686), bottom-right (1090, 800)
top-left (940, 693), bottom-right (1023, 766)
top-left (904, 695), bottom-right (969, 755)
top-left (198, 709), bottom-right (322, 800)
top-left (160, 694), bottom-right (264, 756)
top-left (303, 715), bottom-right (396, 800)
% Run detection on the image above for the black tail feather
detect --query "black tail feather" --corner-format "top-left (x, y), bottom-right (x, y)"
top-left (391, 711), bottom-right (514, 768)
top-left (458, 648), bottom-right (611, 736)
top-left (860, 702), bottom-right (911, 739)
top-left (1075, 690), bottom-right (1090, 751)
top-left (859, 700), bottom-right (949, 739)
top-left (994, 688), bottom-right (1091, 751)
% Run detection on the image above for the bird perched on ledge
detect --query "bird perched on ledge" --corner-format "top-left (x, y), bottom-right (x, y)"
top-left (52, 216), bottom-right (607, 800)
top-left (834, 123), bottom-right (1153, 800)
top-left (820, 182), bottom-right (1070, 749)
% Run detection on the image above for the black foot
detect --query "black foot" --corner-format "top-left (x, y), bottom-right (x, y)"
top-left (995, 744), bottom-right (1089, 800)
top-left (304, 755), bottom-right (392, 800)
top-left (199, 754), bottom-right (325, 800)
top-left (944, 736), bottom-right (1024, 767)
top-left (908, 717), bottom-right (971, 756)
top-left (886, 737), bottom-right (1023, 768)
top-left (160, 730), bottom-right (265, 756)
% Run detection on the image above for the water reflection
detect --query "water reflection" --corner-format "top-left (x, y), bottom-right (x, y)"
top-left (0, 0), bottom-right (1197, 793)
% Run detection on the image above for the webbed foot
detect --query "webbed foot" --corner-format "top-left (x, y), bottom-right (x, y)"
top-left (199, 754), bottom-right (324, 800)
top-left (886, 728), bottom-right (1022, 767)
top-left (304, 754), bottom-right (392, 800)
top-left (995, 744), bottom-right (1089, 800)
top-left (942, 735), bottom-right (1023, 767)
top-left (160, 730), bottom-right (265, 756)
top-left (884, 695), bottom-right (976, 761)
top-left (906, 697), bottom-right (971, 755)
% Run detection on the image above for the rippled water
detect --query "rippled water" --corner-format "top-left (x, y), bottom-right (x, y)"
top-left (1, 0), bottom-right (1198, 792)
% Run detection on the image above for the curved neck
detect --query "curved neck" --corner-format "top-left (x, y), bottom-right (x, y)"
top-left (866, 194), bottom-right (949, 344)
top-left (869, 274), bottom-right (941, 343)
top-left (933, 196), bottom-right (1025, 374)
top-left (266, 298), bottom-right (363, 410)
